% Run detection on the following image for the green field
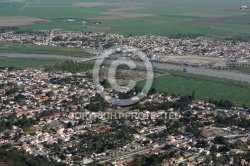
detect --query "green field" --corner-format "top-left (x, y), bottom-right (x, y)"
top-left (0, 57), bottom-right (64, 69)
top-left (0, 41), bottom-right (91, 56)
top-left (0, 0), bottom-right (249, 36)
top-left (137, 72), bottom-right (250, 106)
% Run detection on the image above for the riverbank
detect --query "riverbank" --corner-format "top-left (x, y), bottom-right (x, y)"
top-left (0, 41), bottom-right (92, 57)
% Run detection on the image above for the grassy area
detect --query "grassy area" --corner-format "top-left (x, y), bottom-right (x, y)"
top-left (0, 41), bottom-right (91, 56)
top-left (0, 0), bottom-right (250, 36)
top-left (0, 57), bottom-right (64, 69)
top-left (136, 72), bottom-right (250, 106)
top-left (45, 60), bottom-right (94, 72)
top-left (100, 18), bottom-right (225, 36)
top-left (0, 2), bottom-right (112, 19)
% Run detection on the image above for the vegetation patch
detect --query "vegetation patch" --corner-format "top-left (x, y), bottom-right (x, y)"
top-left (0, 57), bottom-right (64, 69)
top-left (0, 16), bottom-right (50, 26)
top-left (0, 41), bottom-right (91, 56)
top-left (137, 72), bottom-right (250, 106)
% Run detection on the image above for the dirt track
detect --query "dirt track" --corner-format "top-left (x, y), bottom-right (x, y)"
top-left (163, 55), bottom-right (226, 66)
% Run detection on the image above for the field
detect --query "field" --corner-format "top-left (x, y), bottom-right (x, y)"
top-left (0, 16), bottom-right (49, 26)
top-left (136, 71), bottom-right (250, 106)
top-left (0, 41), bottom-right (92, 68)
top-left (0, 0), bottom-right (250, 36)
top-left (0, 41), bottom-right (91, 56)
top-left (0, 57), bottom-right (64, 69)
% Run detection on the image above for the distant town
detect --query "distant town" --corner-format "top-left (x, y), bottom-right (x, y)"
top-left (1, 30), bottom-right (250, 68)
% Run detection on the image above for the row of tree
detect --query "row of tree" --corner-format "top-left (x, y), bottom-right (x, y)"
top-left (0, 145), bottom-right (67, 166)
top-left (45, 61), bottom-right (94, 73)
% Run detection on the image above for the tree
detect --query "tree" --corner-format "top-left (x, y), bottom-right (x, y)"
top-left (219, 145), bottom-right (230, 152)
top-left (145, 154), bottom-right (161, 165)
top-left (210, 144), bottom-right (218, 152)
top-left (0, 120), bottom-right (6, 132)
top-left (104, 42), bottom-right (114, 49)
top-left (66, 122), bottom-right (73, 128)
top-left (214, 136), bottom-right (227, 145)
top-left (233, 139), bottom-right (244, 150)
top-left (162, 144), bottom-right (171, 150)
top-left (205, 155), bottom-right (212, 164)
top-left (191, 90), bottom-right (196, 99)
top-left (133, 157), bottom-right (141, 166)
top-left (3, 132), bottom-right (10, 139)
top-left (149, 88), bottom-right (156, 95)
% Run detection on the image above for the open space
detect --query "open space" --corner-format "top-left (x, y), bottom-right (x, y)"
top-left (0, 16), bottom-right (50, 26)
top-left (0, 0), bottom-right (249, 36)
top-left (0, 41), bottom-right (92, 56)
top-left (163, 55), bottom-right (227, 66)
top-left (0, 57), bottom-right (64, 69)
top-left (136, 71), bottom-right (250, 106)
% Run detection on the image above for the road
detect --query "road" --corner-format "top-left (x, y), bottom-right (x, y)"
top-left (98, 133), bottom-right (249, 164)
top-left (99, 148), bottom-right (151, 164)
top-left (174, 154), bottom-right (200, 166)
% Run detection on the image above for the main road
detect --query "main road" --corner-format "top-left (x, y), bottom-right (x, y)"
top-left (1, 53), bottom-right (250, 83)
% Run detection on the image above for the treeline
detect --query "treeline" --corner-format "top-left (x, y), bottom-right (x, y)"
top-left (0, 27), bottom-right (46, 35)
top-left (215, 115), bottom-right (250, 128)
top-left (209, 98), bottom-right (234, 109)
top-left (86, 94), bottom-right (109, 112)
top-left (0, 26), bottom-right (47, 34)
top-left (70, 125), bottom-right (137, 155)
top-left (132, 94), bottom-right (194, 111)
top-left (0, 27), bottom-right (19, 33)
top-left (0, 109), bottom-right (59, 132)
top-left (168, 33), bottom-right (207, 39)
top-left (0, 115), bottom-right (37, 132)
top-left (133, 150), bottom-right (178, 166)
top-left (0, 146), bottom-right (67, 166)
top-left (45, 61), bottom-right (94, 73)
top-left (168, 34), bottom-right (250, 42)
top-left (13, 30), bottom-right (47, 35)
top-left (225, 35), bottom-right (250, 42)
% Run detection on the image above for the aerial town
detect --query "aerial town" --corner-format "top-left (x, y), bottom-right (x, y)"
top-left (1, 0), bottom-right (250, 166)
top-left (0, 68), bottom-right (250, 166)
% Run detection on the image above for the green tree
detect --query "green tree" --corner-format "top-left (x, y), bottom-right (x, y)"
top-left (191, 90), bottom-right (196, 99)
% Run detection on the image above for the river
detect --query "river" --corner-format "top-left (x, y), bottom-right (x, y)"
top-left (1, 53), bottom-right (250, 83)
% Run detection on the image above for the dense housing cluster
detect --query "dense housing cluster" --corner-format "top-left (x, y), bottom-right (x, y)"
top-left (0, 68), bottom-right (250, 166)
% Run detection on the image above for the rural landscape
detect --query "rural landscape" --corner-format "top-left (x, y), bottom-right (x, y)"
top-left (0, 0), bottom-right (250, 36)
top-left (0, 0), bottom-right (250, 166)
